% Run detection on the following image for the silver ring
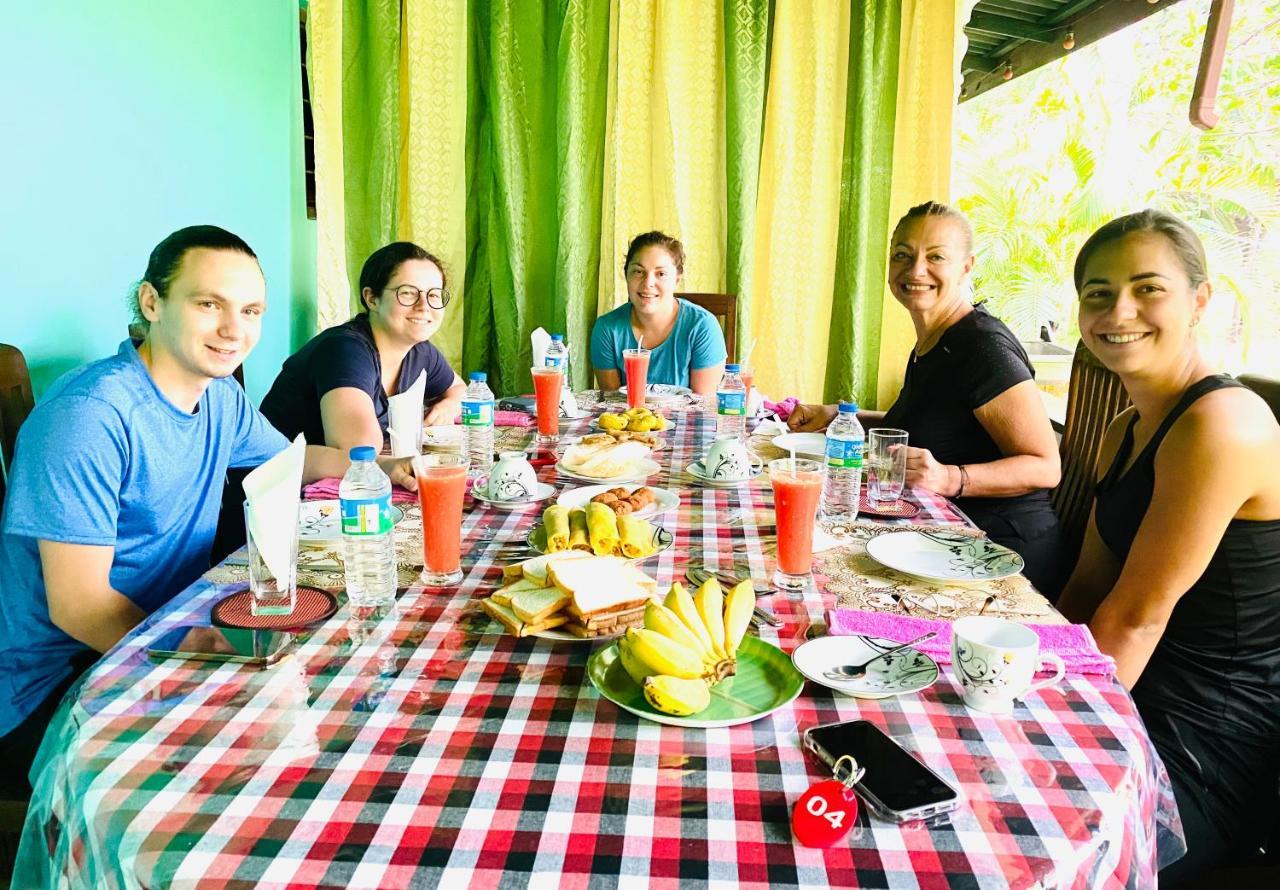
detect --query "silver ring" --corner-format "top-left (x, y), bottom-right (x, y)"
top-left (833, 754), bottom-right (865, 787)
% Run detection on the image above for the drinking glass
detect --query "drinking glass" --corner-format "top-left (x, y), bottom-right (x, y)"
top-left (244, 500), bottom-right (298, 615)
top-left (414, 453), bottom-right (468, 586)
top-left (623, 348), bottom-right (650, 410)
top-left (867, 428), bottom-right (909, 506)
top-left (769, 458), bottom-right (825, 592)
top-left (531, 366), bottom-right (563, 445)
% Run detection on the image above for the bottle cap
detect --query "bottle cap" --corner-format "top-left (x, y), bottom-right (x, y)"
top-left (469, 371), bottom-right (488, 382)
top-left (350, 445), bottom-right (377, 461)
top-left (838, 402), bottom-right (859, 413)
top-left (725, 363), bottom-right (740, 373)
top-left (551, 334), bottom-right (564, 341)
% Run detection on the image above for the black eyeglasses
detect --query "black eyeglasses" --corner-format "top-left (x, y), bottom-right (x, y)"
top-left (384, 285), bottom-right (451, 309)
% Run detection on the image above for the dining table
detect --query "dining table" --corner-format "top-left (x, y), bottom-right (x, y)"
top-left (15, 394), bottom-right (1183, 888)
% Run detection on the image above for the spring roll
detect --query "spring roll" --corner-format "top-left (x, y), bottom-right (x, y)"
top-left (618, 515), bottom-right (656, 559)
top-left (586, 502), bottom-right (620, 556)
top-left (542, 505), bottom-right (571, 553)
top-left (568, 508), bottom-right (592, 551)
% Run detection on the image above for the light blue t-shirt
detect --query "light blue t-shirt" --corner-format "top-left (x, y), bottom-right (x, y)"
top-left (589, 298), bottom-right (727, 389)
top-left (0, 340), bottom-right (288, 735)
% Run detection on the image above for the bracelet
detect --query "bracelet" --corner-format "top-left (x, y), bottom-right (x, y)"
top-left (956, 465), bottom-right (969, 498)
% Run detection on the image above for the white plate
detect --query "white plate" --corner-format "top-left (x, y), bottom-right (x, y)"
top-left (555, 458), bottom-right (663, 484)
top-left (592, 416), bottom-right (673, 433)
top-left (865, 530), bottom-right (1025, 583)
top-left (685, 460), bottom-right (764, 488)
top-left (791, 634), bottom-right (939, 699)
top-left (298, 499), bottom-right (406, 543)
top-left (555, 484), bottom-right (681, 519)
top-left (772, 432), bottom-right (828, 460)
top-left (422, 425), bottom-right (463, 447)
top-left (471, 481), bottom-right (558, 510)
top-left (527, 523), bottom-right (673, 563)
top-left (532, 627), bottom-right (627, 643)
top-left (619, 384), bottom-right (693, 397)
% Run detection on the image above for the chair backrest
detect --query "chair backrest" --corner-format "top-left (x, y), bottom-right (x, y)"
top-left (1051, 340), bottom-right (1131, 559)
top-left (0, 343), bottom-right (36, 507)
top-left (679, 293), bottom-right (739, 362)
top-left (1239, 374), bottom-right (1280, 423)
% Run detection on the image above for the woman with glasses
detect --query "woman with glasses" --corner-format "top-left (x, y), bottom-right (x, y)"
top-left (260, 242), bottom-right (464, 450)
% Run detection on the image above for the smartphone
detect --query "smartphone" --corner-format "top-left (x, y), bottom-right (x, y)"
top-left (803, 720), bottom-right (961, 823)
top-left (146, 625), bottom-right (294, 667)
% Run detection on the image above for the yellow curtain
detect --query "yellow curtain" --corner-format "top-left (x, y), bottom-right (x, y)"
top-left (597, 0), bottom-right (727, 317)
top-left (747, 0), bottom-right (851, 402)
top-left (400, 1), bottom-right (468, 368)
top-left (309, 2), bottom-right (348, 331)
top-left (874, 0), bottom-right (963, 408)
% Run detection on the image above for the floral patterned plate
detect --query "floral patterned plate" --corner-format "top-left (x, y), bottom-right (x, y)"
top-left (865, 530), bottom-right (1025, 584)
top-left (791, 634), bottom-right (939, 699)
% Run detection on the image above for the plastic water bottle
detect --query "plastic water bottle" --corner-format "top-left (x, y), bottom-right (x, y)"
top-left (461, 371), bottom-right (495, 474)
top-left (822, 402), bottom-right (864, 520)
top-left (339, 446), bottom-right (397, 607)
top-left (544, 334), bottom-right (568, 370)
top-left (716, 364), bottom-right (747, 440)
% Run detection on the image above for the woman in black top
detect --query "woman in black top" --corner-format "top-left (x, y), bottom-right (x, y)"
top-left (260, 242), bottom-right (465, 451)
top-left (790, 202), bottom-right (1065, 594)
top-left (1057, 210), bottom-right (1280, 882)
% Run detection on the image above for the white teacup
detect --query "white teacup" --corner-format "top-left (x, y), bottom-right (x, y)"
top-left (476, 451), bottom-right (538, 501)
top-left (702, 435), bottom-right (762, 480)
top-left (950, 616), bottom-right (1065, 715)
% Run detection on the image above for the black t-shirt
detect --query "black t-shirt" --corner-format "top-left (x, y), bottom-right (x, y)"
top-left (882, 304), bottom-right (1052, 523)
top-left (260, 315), bottom-right (456, 446)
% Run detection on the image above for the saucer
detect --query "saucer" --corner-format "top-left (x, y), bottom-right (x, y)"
top-left (791, 634), bottom-right (939, 699)
top-left (471, 481), bottom-right (557, 510)
top-left (685, 460), bottom-right (764, 487)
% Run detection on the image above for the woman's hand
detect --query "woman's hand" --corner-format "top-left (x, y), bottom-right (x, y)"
top-left (787, 403), bottom-right (837, 432)
top-left (903, 446), bottom-right (958, 495)
top-left (377, 456), bottom-right (417, 492)
top-left (424, 396), bottom-right (462, 427)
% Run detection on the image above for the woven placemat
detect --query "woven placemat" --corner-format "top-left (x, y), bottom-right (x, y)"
top-left (212, 585), bottom-right (339, 630)
top-left (858, 496), bottom-right (921, 519)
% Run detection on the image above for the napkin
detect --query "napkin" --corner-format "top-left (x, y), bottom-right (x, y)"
top-left (450, 410), bottom-right (533, 428)
top-left (825, 608), bottom-right (1117, 676)
top-left (387, 370), bottom-right (426, 457)
top-left (242, 434), bottom-right (306, 579)
top-left (764, 396), bottom-right (799, 421)
top-left (531, 327), bottom-right (551, 368)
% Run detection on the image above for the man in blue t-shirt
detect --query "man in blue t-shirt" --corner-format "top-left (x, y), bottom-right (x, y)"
top-left (0, 226), bottom-right (415, 797)
top-left (589, 231), bottom-right (727, 393)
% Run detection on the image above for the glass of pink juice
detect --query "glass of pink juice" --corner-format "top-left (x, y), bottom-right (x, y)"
top-left (739, 365), bottom-right (755, 409)
top-left (413, 453), bottom-right (468, 586)
top-left (770, 458), bottom-right (824, 592)
top-left (531, 366), bottom-right (563, 444)
top-left (623, 348), bottom-right (650, 410)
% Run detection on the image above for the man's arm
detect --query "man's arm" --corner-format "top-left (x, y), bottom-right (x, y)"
top-left (302, 444), bottom-right (415, 491)
top-left (39, 540), bottom-right (146, 654)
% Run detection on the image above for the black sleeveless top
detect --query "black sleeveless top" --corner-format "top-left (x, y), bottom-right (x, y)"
top-left (1095, 374), bottom-right (1280, 743)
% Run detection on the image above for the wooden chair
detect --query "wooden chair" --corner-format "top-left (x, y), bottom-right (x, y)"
top-left (1051, 341), bottom-right (1131, 561)
top-left (0, 343), bottom-right (36, 508)
top-left (1240, 374), bottom-right (1280, 422)
top-left (680, 293), bottom-right (739, 362)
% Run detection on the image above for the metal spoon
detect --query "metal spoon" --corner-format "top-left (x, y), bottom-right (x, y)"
top-left (822, 631), bottom-right (938, 681)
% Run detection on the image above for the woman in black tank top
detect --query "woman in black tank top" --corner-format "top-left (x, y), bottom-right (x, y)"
top-left (1057, 211), bottom-right (1280, 883)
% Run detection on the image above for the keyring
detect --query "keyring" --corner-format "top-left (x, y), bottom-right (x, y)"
top-left (833, 754), bottom-right (866, 788)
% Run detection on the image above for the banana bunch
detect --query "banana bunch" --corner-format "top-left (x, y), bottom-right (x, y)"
top-left (616, 578), bottom-right (756, 717)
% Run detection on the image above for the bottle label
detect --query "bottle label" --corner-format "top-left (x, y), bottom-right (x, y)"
top-left (717, 392), bottom-right (745, 416)
top-left (341, 495), bottom-right (393, 535)
top-left (461, 399), bottom-right (494, 426)
top-left (544, 355), bottom-right (565, 368)
top-left (825, 437), bottom-right (864, 469)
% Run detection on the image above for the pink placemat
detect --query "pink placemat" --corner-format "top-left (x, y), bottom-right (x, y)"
top-left (826, 608), bottom-right (1116, 676)
top-left (303, 479), bottom-right (419, 504)
top-left (453, 410), bottom-right (532, 428)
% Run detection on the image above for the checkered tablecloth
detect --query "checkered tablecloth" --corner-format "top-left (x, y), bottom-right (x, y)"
top-left (16, 410), bottom-right (1182, 888)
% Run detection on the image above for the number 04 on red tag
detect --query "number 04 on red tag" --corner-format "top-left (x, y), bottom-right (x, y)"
top-left (792, 780), bottom-right (859, 847)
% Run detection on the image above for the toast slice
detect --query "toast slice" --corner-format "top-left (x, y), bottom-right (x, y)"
top-left (510, 586), bottom-right (571, 624)
top-left (503, 550), bottom-right (593, 586)
top-left (517, 613), bottom-right (570, 637)
top-left (480, 597), bottom-right (571, 637)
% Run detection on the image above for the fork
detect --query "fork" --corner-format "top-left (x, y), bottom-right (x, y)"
top-left (822, 631), bottom-right (937, 681)
top-left (684, 567), bottom-right (781, 627)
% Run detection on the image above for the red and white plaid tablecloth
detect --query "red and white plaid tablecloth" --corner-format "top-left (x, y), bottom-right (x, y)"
top-left (16, 410), bottom-right (1181, 888)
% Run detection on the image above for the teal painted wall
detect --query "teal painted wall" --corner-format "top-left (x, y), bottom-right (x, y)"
top-left (0, 0), bottom-right (315, 403)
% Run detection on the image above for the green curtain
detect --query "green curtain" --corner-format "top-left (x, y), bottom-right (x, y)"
top-left (465, 0), bottom-right (608, 395)
top-left (824, 0), bottom-right (901, 405)
top-left (340, 0), bottom-right (401, 316)
top-left (723, 0), bottom-right (771, 350)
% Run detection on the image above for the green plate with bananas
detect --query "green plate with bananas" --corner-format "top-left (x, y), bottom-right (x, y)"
top-left (586, 635), bottom-right (805, 728)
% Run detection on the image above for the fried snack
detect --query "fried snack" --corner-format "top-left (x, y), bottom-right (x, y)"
top-left (612, 499), bottom-right (636, 516)
top-left (567, 508), bottom-right (591, 551)
top-left (542, 505), bottom-right (571, 553)
top-left (585, 502), bottom-right (620, 556)
top-left (626, 487), bottom-right (657, 512)
top-left (618, 515), bottom-right (656, 559)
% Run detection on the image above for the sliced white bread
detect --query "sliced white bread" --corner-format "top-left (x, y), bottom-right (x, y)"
top-left (510, 586), bottom-right (571, 624)
top-left (546, 556), bottom-right (658, 618)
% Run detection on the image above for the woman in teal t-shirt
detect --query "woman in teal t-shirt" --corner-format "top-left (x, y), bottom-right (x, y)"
top-left (589, 231), bottom-right (727, 394)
